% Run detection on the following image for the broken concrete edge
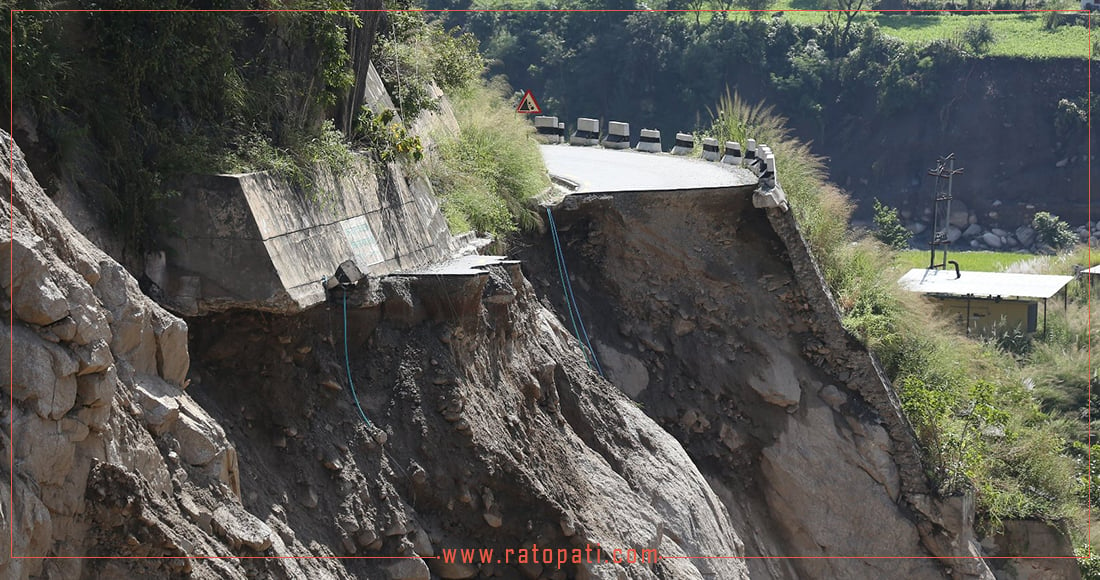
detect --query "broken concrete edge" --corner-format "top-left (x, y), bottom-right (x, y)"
top-left (752, 185), bottom-right (789, 212)
top-left (762, 204), bottom-right (1002, 571)
top-left (550, 173), bottom-right (581, 192)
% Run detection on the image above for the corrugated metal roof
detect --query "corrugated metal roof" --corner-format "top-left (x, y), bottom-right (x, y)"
top-left (898, 268), bottom-right (1073, 300)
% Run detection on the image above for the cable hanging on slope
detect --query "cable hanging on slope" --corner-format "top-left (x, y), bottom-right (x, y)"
top-left (545, 206), bottom-right (604, 376)
top-left (342, 290), bottom-right (373, 427)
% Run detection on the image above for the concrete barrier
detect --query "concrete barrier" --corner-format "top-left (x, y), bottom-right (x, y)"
top-left (721, 141), bottom-right (742, 165)
top-left (535, 115), bottom-right (562, 144)
top-left (744, 138), bottom-right (757, 168)
top-left (762, 153), bottom-right (777, 188)
top-left (701, 137), bottom-right (720, 161)
top-left (671, 132), bottom-right (694, 156)
top-left (570, 117), bottom-right (601, 146)
top-left (603, 121), bottom-right (630, 149)
top-left (636, 128), bottom-right (661, 153)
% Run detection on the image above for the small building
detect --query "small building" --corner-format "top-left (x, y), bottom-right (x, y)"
top-left (898, 268), bottom-right (1073, 336)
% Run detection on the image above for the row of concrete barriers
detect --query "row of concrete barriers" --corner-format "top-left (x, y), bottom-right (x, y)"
top-left (535, 116), bottom-right (778, 188)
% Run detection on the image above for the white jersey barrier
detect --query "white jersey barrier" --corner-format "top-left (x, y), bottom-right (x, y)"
top-left (636, 128), bottom-right (661, 152)
top-left (570, 117), bottom-right (601, 146)
top-left (603, 121), bottom-right (630, 149)
top-left (671, 132), bottom-right (694, 155)
top-left (534, 115), bottom-right (562, 144)
top-left (701, 137), bottom-right (720, 161)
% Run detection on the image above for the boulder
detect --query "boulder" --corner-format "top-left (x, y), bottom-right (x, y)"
top-left (432, 559), bottom-right (479, 579)
top-left (152, 310), bottom-right (189, 387)
top-left (948, 200), bottom-right (969, 228)
top-left (963, 223), bottom-right (982, 238)
top-left (212, 505), bottom-right (274, 551)
top-left (387, 557), bottom-right (431, 580)
top-left (3, 235), bottom-right (70, 326)
top-left (13, 409), bottom-right (76, 487)
top-left (748, 354), bottom-right (800, 407)
top-left (4, 324), bottom-right (79, 419)
top-left (945, 226), bottom-right (962, 243)
top-left (132, 374), bottom-right (181, 435)
top-left (76, 366), bottom-right (118, 408)
top-left (981, 232), bottom-right (1002, 248)
top-left (172, 397), bottom-right (230, 467)
top-left (1015, 226), bottom-right (1035, 247)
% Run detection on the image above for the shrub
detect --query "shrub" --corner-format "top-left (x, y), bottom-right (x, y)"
top-left (1032, 211), bottom-right (1077, 250)
top-left (427, 80), bottom-right (549, 238)
top-left (962, 21), bottom-right (995, 54)
top-left (351, 107), bottom-right (424, 165)
top-left (375, 4), bottom-right (485, 121)
top-left (872, 198), bottom-right (912, 250)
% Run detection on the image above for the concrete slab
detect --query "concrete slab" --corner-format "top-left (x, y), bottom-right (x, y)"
top-left (399, 255), bottom-right (520, 276)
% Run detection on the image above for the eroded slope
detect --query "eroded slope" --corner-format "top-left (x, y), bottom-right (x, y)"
top-left (520, 187), bottom-right (993, 579)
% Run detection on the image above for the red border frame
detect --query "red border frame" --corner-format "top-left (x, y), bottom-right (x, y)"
top-left (4, 4), bottom-right (1095, 567)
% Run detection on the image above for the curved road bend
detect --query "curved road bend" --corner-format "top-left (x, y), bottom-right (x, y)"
top-left (539, 144), bottom-right (758, 193)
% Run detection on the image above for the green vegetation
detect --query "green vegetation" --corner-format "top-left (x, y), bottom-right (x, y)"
top-left (351, 108), bottom-right (425, 165)
top-left (896, 250), bottom-right (1034, 272)
top-left (1033, 211), bottom-right (1079, 250)
top-left (376, 0), bottom-right (485, 121)
top-left (700, 90), bottom-right (1092, 545)
top-left (425, 80), bottom-right (549, 237)
top-left (7, 3), bottom-right (364, 251)
top-left (448, 1), bottom-right (1089, 59)
top-left (872, 198), bottom-right (912, 250)
top-left (6, 2), bottom-right (492, 251)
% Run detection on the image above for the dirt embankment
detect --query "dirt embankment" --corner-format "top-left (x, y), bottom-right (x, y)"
top-left (519, 187), bottom-right (998, 580)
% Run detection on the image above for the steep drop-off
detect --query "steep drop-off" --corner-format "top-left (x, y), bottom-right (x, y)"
top-left (521, 187), bottom-right (999, 579)
top-left (3, 129), bottom-right (757, 579)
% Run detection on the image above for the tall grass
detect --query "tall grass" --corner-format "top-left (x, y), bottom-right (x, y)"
top-left (702, 89), bottom-right (1084, 536)
top-left (426, 78), bottom-right (548, 237)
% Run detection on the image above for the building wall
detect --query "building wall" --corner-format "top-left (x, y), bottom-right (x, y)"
top-left (934, 297), bottom-right (1037, 335)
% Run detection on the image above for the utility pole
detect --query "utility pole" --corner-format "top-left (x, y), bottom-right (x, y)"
top-left (927, 154), bottom-right (964, 270)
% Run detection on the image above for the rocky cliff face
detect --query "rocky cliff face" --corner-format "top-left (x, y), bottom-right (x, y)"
top-left (521, 187), bottom-right (999, 580)
top-left (2, 130), bottom-right (756, 579)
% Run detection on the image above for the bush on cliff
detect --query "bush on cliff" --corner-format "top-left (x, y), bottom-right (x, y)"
top-left (425, 79), bottom-right (548, 238)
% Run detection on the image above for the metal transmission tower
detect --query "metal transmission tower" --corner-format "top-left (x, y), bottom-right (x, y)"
top-left (927, 154), bottom-right (964, 271)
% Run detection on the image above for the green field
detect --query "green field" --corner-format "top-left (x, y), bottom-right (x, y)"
top-left (462, 3), bottom-right (1092, 60)
top-left (771, 10), bottom-right (1090, 59)
top-left (896, 249), bottom-right (1037, 272)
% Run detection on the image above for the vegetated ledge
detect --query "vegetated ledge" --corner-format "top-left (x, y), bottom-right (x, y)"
top-left (522, 181), bottom-right (1067, 579)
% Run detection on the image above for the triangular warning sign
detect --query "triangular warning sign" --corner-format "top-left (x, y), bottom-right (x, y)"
top-left (515, 90), bottom-right (541, 114)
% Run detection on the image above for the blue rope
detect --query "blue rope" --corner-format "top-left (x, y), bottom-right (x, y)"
top-left (545, 207), bottom-right (604, 376)
top-left (343, 291), bottom-right (373, 427)
top-left (546, 208), bottom-right (584, 352)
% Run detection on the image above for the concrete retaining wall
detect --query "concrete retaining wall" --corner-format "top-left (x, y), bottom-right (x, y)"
top-left (158, 158), bottom-right (456, 316)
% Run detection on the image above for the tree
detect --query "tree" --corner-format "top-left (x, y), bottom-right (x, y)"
top-left (961, 21), bottom-right (994, 55)
top-left (736, 0), bottom-right (776, 17)
top-left (872, 198), bottom-right (912, 250)
top-left (1031, 211), bottom-right (1077, 250)
top-left (825, 0), bottom-right (877, 52)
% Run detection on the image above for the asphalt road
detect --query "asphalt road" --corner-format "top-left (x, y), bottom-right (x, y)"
top-left (540, 144), bottom-right (757, 193)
